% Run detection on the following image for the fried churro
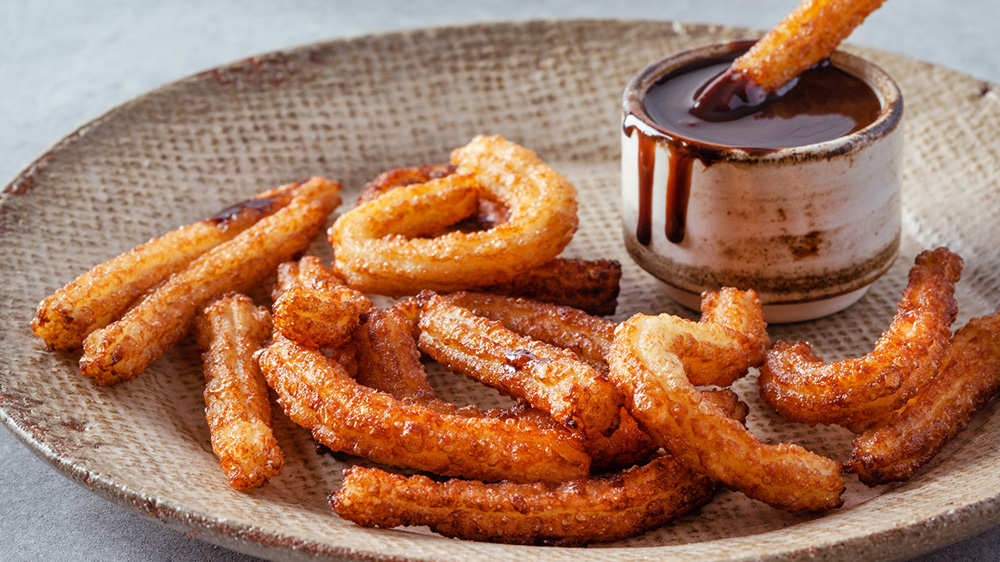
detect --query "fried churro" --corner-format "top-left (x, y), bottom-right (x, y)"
top-left (418, 292), bottom-right (624, 440)
top-left (693, 0), bottom-right (889, 116)
top-left (195, 293), bottom-right (282, 490)
top-left (609, 289), bottom-right (845, 512)
top-left (848, 312), bottom-right (1000, 485)
top-left (259, 335), bottom-right (591, 484)
top-left (32, 177), bottom-right (341, 350)
top-left (759, 248), bottom-right (963, 431)
top-left (80, 187), bottom-right (337, 385)
top-left (271, 256), bottom-right (371, 349)
top-left (332, 454), bottom-right (717, 546)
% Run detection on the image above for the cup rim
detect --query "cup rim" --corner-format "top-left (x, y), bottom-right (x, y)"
top-left (622, 40), bottom-right (904, 163)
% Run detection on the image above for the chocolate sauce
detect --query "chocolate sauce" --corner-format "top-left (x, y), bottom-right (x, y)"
top-left (664, 149), bottom-right (694, 244)
top-left (690, 68), bottom-right (777, 121)
top-left (626, 48), bottom-right (881, 245)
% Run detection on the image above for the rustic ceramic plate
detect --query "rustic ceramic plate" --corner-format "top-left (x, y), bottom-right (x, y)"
top-left (2, 19), bottom-right (1000, 562)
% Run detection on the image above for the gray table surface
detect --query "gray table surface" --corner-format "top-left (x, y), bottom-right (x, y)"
top-left (3, 1), bottom-right (999, 560)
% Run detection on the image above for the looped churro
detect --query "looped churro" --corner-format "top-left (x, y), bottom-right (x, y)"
top-left (329, 135), bottom-right (579, 296)
top-left (346, 157), bottom-right (621, 314)
top-left (608, 288), bottom-right (845, 512)
top-left (759, 248), bottom-right (963, 431)
top-left (646, 288), bottom-right (770, 388)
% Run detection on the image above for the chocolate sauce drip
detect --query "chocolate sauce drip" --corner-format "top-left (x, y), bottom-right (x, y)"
top-left (664, 150), bottom-right (694, 243)
top-left (627, 48), bottom-right (880, 246)
top-left (635, 132), bottom-right (656, 245)
top-left (691, 69), bottom-right (772, 121)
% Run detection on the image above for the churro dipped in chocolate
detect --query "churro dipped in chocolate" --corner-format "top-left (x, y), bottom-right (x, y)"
top-left (693, 0), bottom-right (888, 119)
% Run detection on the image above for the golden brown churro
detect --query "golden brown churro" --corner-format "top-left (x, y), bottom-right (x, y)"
top-left (417, 292), bottom-right (624, 440)
top-left (608, 289), bottom-right (845, 512)
top-left (329, 136), bottom-right (578, 296)
top-left (442, 291), bottom-right (616, 374)
top-left (258, 335), bottom-right (591, 484)
top-left (331, 454), bottom-right (717, 546)
top-left (31, 177), bottom-right (340, 350)
top-left (195, 293), bottom-right (282, 490)
top-left (349, 159), bottom-right (619, 314)
top-left (439, 291), bottom-right (658, 469)
top-left (271, 256), bottom-right (371, 349)
top-left (693, 0), bottom-right (888, 116)
top-left (759, 248), bottom-right (963, 431)
top-left (847, 312), bottom-right (1000, 486)
top-left (80, 186), bottom-right (338, 385)
top-left (741, 0), bottom-right (887, 92)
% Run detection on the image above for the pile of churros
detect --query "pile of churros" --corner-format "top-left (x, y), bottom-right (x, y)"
top-left (20, 0), bottom-right (1000, 533)
top-left (30, 133), bottom-right (1000, 546)
top-left (26, 0), bottom-right (1000, 548)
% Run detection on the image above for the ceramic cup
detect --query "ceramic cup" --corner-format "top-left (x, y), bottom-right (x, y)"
top-left (621, 42), bottom-right (904, 323)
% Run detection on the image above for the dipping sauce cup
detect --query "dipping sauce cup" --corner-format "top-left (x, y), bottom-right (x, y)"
top-left (621, 41), bottom-right (904, 323)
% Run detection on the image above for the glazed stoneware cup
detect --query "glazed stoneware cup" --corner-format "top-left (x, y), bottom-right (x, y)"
top-left (621, 42), bottom-right (904, 323)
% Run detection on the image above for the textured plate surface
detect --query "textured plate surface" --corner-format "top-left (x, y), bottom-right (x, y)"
top-left (2, 19), bottom-right (1000, 562)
